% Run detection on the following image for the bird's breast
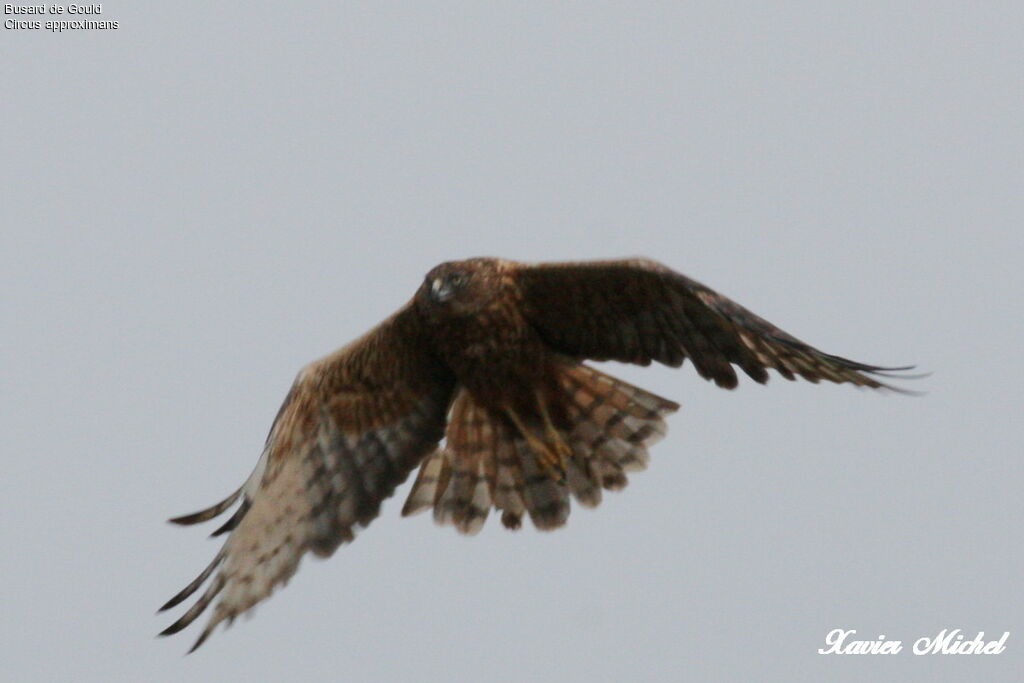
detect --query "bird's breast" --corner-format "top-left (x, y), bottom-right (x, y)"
top-left (427, 299), bottom-right (548, 403)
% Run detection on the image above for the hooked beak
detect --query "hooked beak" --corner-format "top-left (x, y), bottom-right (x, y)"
top-left (430, 277), bottom-right (454, 303)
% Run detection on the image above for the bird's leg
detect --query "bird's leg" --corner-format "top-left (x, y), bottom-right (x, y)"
top-left (535, 390), bottom-right (573, 480)
top-left (503, 407), bottom-right (549, 462)
top-left (503, 405), bottom-right (567, 485)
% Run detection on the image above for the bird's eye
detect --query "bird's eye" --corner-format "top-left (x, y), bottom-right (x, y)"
top-left (448, 273), bottom-right (466, 287)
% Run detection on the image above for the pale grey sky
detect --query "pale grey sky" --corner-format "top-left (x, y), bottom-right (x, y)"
top-left (3, 3), bottom-right (1022, 681)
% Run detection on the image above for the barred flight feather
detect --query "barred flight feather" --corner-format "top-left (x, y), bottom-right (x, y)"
top-left (402, 364), bottom-right (679, 533)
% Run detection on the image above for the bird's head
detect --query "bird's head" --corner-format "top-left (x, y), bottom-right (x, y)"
top-left (419, 258), bottom-right (503, 314)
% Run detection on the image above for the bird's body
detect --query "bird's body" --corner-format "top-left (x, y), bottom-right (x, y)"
top-left (417, 258), bottom-right (549, 413)
top-left (159, 256), bottom-right (914, 651)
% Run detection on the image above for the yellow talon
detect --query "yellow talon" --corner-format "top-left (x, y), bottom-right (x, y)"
top-left (535, 392), bottom-right (572, 482)
top-left (504, 404), bottom-right (569, 484)
top-left (539, 441), bottom-right (572, 483)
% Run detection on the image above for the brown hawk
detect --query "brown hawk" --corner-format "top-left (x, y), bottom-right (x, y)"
top-left (159, 257), bottom-right (914, 651)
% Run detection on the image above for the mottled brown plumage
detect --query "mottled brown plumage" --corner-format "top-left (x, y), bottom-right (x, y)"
top-left (159, 257), bottom-right (914, 651)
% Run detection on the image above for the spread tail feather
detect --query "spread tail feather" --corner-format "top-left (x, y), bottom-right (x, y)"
top-left (402, 364), bottom-right (679, 532)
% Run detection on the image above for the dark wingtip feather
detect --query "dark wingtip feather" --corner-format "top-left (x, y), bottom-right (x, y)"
top-left (158, 614), bottom-right (191, 637)
top-left (157, 550), bottom-right (225, 613)
top-left (813, 352), bottom-right (924, 377)
top-left (168, 487), bottom-right (243, 526)
top-left (157, 574), bottom-right (226, 644)
top-left (168, 513), bottom-right (207, 526)
top-left (187, 626), bottom-right (215, 654)
top-left (714, 374), bottom-right (739, 390)
top-left (871, 381), bottom-right (928, 397)
top-left (209, 498), bottom-right (250, 537)
top-left (844, 361), bottom-right (917, 373)
top-left (830, 357), bottom-right (930, 395)
top-left (868, 368), bottom-right (932, 380)
top-left (768, 338), bottom-right (927, 392)
top-left (158, 593), bottom-right (186, 614)
top-left (740, 364), bottom-right (770, 385)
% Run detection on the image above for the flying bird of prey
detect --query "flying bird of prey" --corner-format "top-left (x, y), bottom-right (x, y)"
top-left (159, 257), bottom-right (913, 651)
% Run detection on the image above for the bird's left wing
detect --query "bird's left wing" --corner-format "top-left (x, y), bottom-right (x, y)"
top-left (159, 303), bottom-right (455, 651)
top-left (514, 258), bottom-right (915, 391)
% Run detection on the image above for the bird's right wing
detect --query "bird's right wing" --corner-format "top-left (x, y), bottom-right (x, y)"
top-left (158, 303), bottom-right (455, 651)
